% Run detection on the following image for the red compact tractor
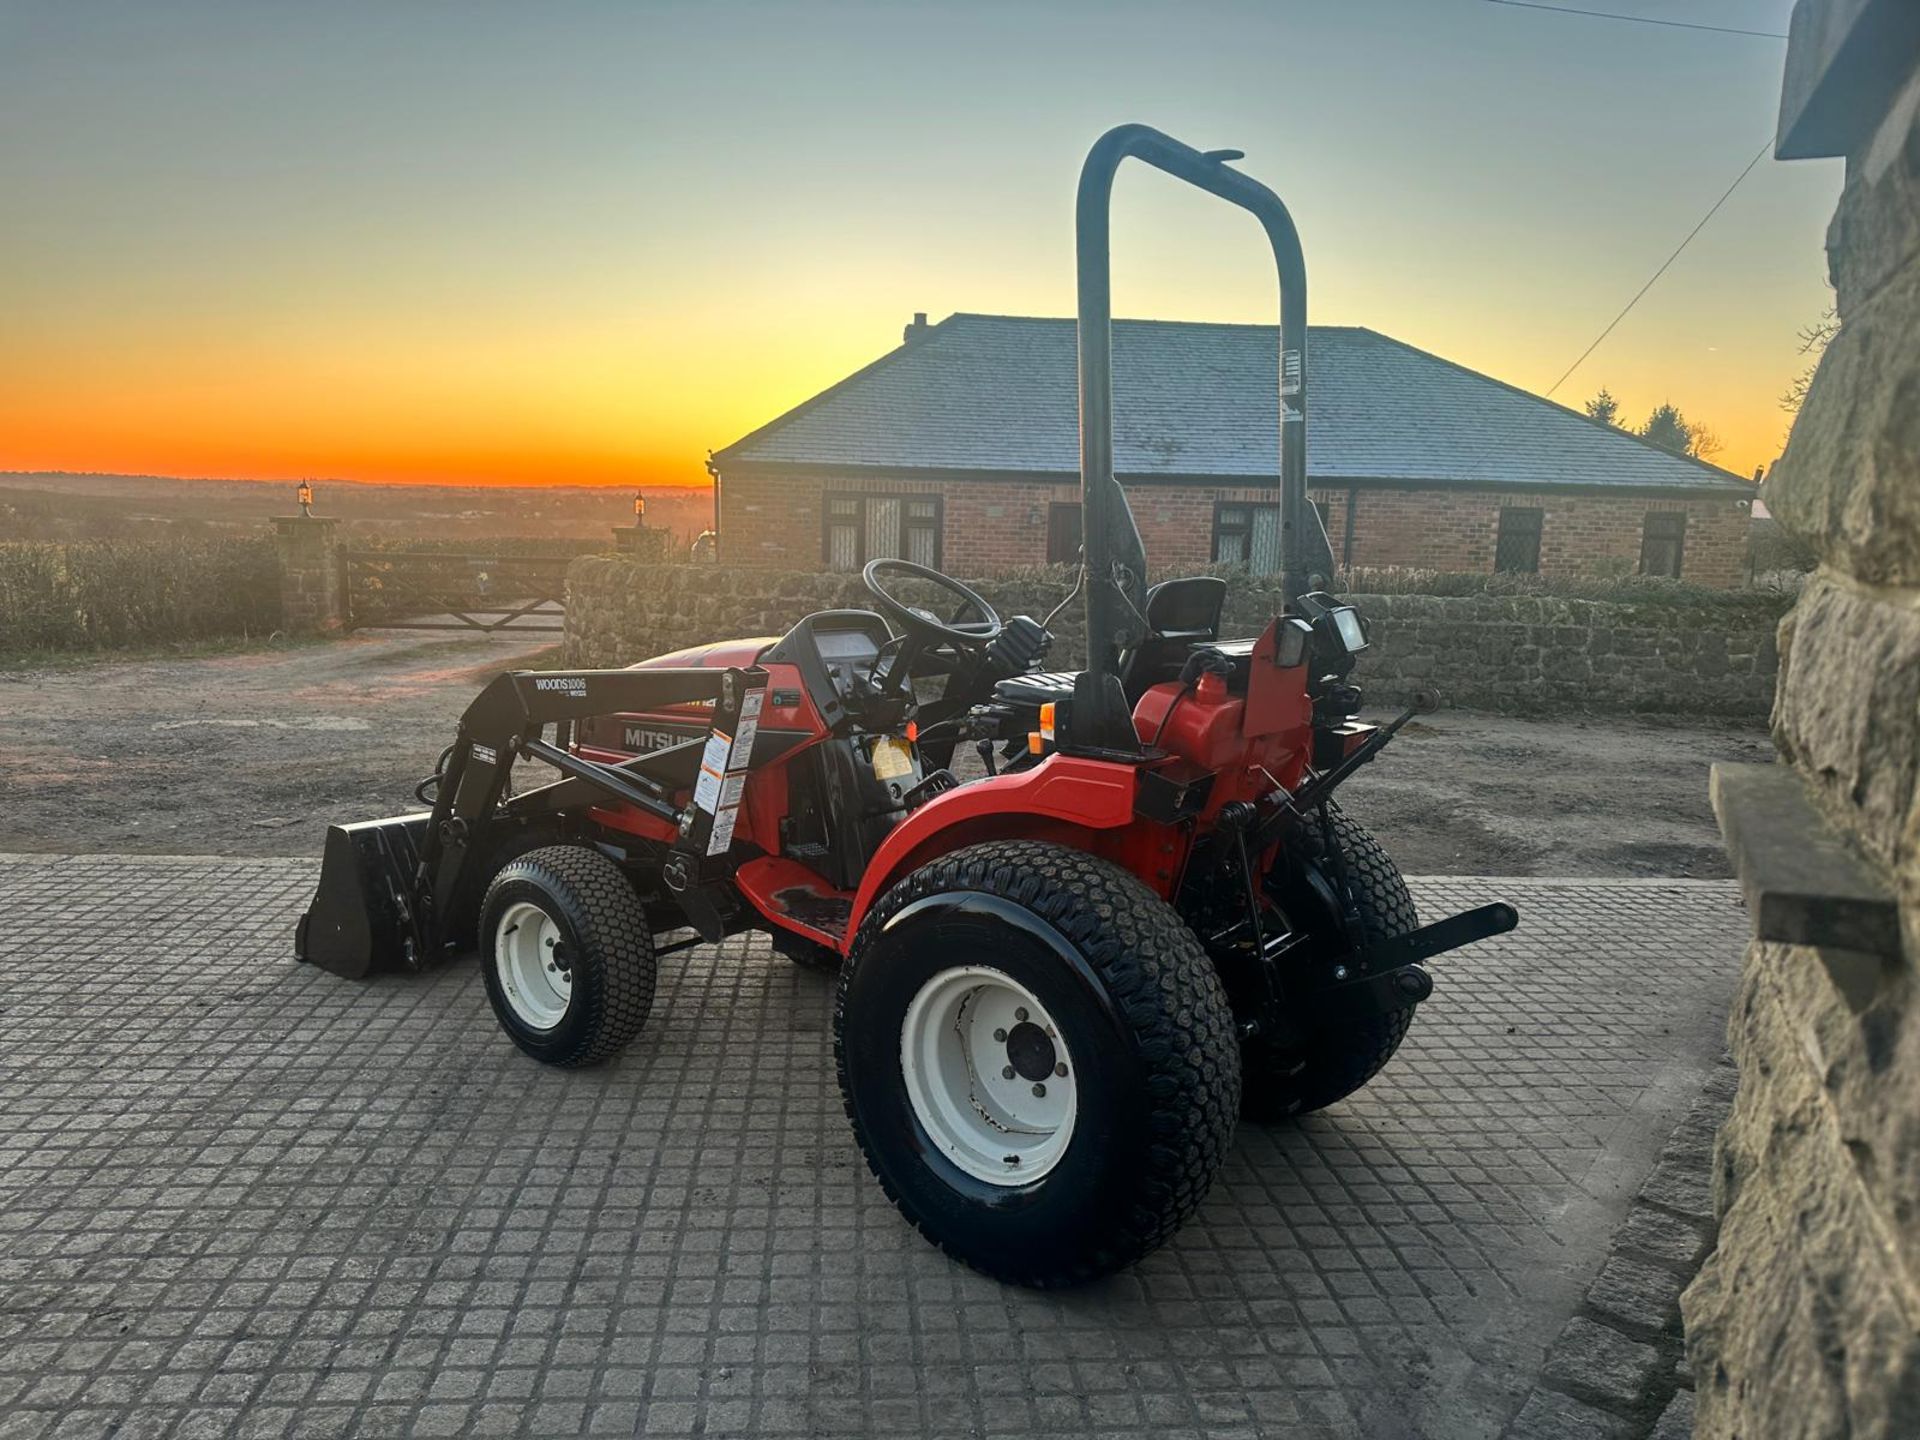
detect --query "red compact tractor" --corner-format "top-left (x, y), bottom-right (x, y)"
top-left (299, 124), bottom-right (1516, 1287)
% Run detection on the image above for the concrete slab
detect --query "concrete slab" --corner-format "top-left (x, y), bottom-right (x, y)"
top-left (0, 858), bottom-right (1746, 1439)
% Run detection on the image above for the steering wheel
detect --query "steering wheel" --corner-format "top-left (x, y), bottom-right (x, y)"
top-left (861, 559), bottom-right (1003, 695)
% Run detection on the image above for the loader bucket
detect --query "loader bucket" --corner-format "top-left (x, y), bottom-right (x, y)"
top-left (295, 814), bottom-right (431, 979)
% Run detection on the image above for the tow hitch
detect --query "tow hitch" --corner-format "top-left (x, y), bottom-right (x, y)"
top-left (1307, 902), bottom-right (1519, 1020)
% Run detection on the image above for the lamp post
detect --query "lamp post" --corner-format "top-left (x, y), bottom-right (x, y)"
top-left (633, 490), bottom-right (647, 527)
top-left (297, 481), bottom-right (314, 517)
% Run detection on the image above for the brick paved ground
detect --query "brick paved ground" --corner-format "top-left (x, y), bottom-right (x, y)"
top-left (0, 858), bottom-right (1746, 1440)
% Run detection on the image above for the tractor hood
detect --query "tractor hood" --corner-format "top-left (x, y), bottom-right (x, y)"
top-left (570, 636), bottom-right (782, 743)
top-left (625, 637), bottom-right (778, 672)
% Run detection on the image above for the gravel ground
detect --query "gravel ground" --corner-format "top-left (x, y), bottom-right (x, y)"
top-left (0, 630), bottom-right (1768, 873)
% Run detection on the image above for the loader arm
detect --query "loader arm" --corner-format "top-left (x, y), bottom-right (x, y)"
top-left (299, 664), bottom-right (768, 977)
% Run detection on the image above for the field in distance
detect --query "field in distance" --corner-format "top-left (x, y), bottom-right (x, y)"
top-left (0, 472), bottom-right (716, 546)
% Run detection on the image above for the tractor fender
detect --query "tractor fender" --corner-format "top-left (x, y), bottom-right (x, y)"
top-left (843, 755), bottom-right (1139, 943)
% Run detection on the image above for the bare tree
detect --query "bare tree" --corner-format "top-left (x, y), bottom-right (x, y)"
top-left (1780, 308), bottom-right (1839, 413)
top-left (1687, 424), bottom-right (1724, 462)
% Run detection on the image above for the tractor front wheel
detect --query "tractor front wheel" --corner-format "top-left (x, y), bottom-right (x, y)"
top-left (835, 841), bottom-right (1239, 1287)
top-left (479, 845), bottom-right (657, 1067)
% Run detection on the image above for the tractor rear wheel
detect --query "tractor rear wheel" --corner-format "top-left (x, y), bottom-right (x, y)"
top-left (1242, 805), bottom-right (1420, 1120)
top-left (835, 840), bottom-right (1239, 1287)
top-left (479, 845), bottom-right (656, 1067)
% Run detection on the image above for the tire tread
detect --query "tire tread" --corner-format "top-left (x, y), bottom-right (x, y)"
top-left (483, 845), bottom-right (656, 1068)
top-left (1243, 804), bottom-right (1418, 1119)
top-left (836, 840), bottom-right (1239, 1287)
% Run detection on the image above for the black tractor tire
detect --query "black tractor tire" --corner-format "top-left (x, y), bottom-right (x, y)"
top-left (479, 845), bottom-right (656, 1068)
top-left (770, 929), bottom-right (842, 974)
top-left (835, 840), bottom-right (1240, 1287)
top-left (1242, 805), bottom-right (1421, 1121)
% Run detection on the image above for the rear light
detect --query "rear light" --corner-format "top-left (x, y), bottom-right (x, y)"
top-left (1038, 702), bottom-right (1057, 744)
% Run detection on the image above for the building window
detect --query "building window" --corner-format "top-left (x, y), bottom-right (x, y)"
top-left (1213, 502), bottom-right (1284, 574)
top-left (1046, 503), bottom-right (1083, 564)
top-left (1640, 511), bottom-right (1686, 578)
top-left (822, 492), bottom-right (942, 571)
top-left (1494, 507), bottom-right (1544, 573)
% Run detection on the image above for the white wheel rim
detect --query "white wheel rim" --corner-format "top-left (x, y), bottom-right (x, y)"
top-left (494, 901), bottom-right (572, 1030)
top-left (899, 966), bottom-right (1077, 1186)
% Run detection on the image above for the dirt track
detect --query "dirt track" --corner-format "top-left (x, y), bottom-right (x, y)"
top-left (0, 630), bottom-right (1769, 874)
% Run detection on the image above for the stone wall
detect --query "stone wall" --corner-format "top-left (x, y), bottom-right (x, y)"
top-left (565, 556), bottom-right (1785, 717)
top-left (716, 465), bottom-right (1754, 587)
top-left (1680, 6), bottom-right (1920, 1437)
top-left (271, 515), bottom-right (343, 633)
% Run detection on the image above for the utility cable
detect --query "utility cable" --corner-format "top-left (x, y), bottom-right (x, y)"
top-left (1481, 0), bottom-right (1788, 39)
top-left (1544, 139), bottom-right (1771, 398)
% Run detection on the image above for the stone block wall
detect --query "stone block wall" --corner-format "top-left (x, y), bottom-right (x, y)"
top-left (565, 556), bottom-right (1786, 717)
top-left (1680, 6), bottom-right (1920, 1437)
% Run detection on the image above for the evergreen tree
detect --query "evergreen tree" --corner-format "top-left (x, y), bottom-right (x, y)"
top-left (1639, 403), bottom-right (1693, 455)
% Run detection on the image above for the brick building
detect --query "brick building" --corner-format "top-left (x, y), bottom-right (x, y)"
top-left (712, 314), bottom-right (1756, 586)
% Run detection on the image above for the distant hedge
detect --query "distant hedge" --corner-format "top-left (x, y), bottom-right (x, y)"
top-left (0, 535), bottom-right (282, 652)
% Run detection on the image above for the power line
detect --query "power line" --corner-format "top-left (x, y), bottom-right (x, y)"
top-left (1544, 139), bottom-right (1772, 399)
top-left (1482, 1), bottom-right (1788, 39)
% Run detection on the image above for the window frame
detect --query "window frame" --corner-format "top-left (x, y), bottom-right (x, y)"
top-left (1211, 500), bottom-right (1286, 574)
top-left (1639, 510), bottom-right (1687, 579)
top-left (1046, 502), bottom-right (1083, 565)
top-left (820, 490), bottom-right (944, 571)
top-left (1493, 506), bottom-right (1545, 574)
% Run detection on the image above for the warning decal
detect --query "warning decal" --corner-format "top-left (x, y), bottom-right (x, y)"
top-left (731, 689), bottom-right (762, 765)
top-left (694, 679), bottom-right (765, 857)
top-left (693, 729), bottom-right (732, 813)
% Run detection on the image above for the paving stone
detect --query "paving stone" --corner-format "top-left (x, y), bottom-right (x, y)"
top-left (1614, 1204), bottom-right (1710, 1268)
top-left (1585, 1253), bottom-right (1686, 1333)
top-left (1542, 1317), bottom-right (1665, 1410)
top-left (1636, 1156), bottom-right (1717, 1221)
top-left (1503, 1387), bottom-right (1633, 1440)
top-left (1649, 1386), bottom-right (1696, 1440)
top-left (0, 858), bottom-right (1747, 1438)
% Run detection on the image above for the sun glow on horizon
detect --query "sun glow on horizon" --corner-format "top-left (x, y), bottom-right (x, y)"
top-left (0, 1), bottom-right (1826, 491)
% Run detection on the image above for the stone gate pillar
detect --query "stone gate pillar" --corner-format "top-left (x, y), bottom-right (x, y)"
top-left (1684, 4), bottom-right (1920, 1437)
top-left (612, 523), bottom-right (674, 561)
top-left (273, 514), bottom-right (344, 632)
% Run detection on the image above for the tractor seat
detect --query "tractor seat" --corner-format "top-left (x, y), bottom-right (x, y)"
top-left (992, 671), bottom-right (1080, 707)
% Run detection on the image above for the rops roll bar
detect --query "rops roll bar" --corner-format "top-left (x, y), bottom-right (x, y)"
top-left (1076, 123), bottom-right (1336, 685)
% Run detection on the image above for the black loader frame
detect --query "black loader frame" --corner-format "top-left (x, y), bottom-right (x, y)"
top-left (297, 664), bottom-right (768, 978)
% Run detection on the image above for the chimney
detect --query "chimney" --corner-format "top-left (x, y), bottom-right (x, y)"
top-left (903, 312), bottom-right (930, 344)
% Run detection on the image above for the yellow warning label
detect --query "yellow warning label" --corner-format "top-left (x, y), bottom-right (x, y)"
top-left (870, 735), bottom-right (915, 782)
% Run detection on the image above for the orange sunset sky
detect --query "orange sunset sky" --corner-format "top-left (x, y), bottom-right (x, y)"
top-left (1, 1), bottom-right (1836, 490)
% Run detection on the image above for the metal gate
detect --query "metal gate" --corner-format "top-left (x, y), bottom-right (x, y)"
top-left (341, 551), bottom-right (572, 633)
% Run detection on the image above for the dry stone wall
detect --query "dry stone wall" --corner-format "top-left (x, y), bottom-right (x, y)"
top-left (566, 556), bottom-right (1784, 718)
top-left (1680, 10), bottom-right (1920, 1438)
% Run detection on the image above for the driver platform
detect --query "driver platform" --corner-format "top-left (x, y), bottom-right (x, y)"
top-left (0, 854), bottom-right (1744, 1439)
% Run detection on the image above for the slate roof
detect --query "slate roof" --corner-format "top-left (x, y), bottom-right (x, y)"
top-left (715, 314), bottom-right (1752, 496)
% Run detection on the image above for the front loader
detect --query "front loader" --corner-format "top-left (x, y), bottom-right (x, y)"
top-left (298, 123), bottom-right (1516, 1286)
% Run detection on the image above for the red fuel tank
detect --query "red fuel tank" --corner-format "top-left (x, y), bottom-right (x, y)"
top-left (1133, 671), bottom-right (1247, 771)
